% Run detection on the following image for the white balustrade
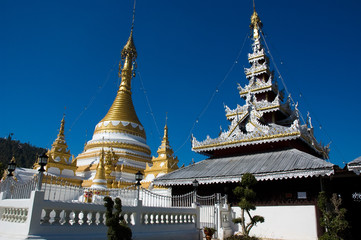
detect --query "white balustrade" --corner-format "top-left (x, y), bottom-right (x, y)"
top-left (0, 185), bottom-right (205, 240)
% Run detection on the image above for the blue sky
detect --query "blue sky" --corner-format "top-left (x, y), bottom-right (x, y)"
top-left (1, 0), bottom-right (360, 168)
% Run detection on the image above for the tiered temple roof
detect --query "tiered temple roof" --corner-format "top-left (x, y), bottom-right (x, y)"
top-left (191, 8), bottom-right (329, 160)
top-left (155, 7), bottom-right (333, 186)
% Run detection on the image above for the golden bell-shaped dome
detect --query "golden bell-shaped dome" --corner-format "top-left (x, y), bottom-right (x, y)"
top-left (92, 30), bottom-right (145, 139)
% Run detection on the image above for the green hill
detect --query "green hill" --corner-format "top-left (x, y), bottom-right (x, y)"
top-left (0, 134), bottom-right (46, 176)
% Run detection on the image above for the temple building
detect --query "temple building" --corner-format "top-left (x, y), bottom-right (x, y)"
top-left (75, 29), bottom-right (152, 188)
top-left (154, 8), bottom-right (335, 199)
top-left (152, 7), bottom-right (361, 237)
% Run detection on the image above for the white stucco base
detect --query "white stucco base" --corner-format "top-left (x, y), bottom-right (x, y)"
top-left (231, 205), bottom-right (319, 240)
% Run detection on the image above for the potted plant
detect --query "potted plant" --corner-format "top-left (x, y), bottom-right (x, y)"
top-left (203, 227), bottom-right (216, 240)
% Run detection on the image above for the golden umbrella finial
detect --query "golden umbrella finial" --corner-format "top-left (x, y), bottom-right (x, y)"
top-left (250, 0), bottom-right (262, 39)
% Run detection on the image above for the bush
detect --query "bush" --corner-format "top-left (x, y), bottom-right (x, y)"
top-left (104, 196), bottom-right (132, 240)
top-left (232, 173), bottom-right (264, 237)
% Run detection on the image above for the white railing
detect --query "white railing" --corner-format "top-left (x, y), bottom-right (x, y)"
top-left (0, 191), bottom-right (199, 240)
top-left (197, 193), bottom-right (217, 206)
top-left (1, 175), bottom-right (223, 211)
top-left (0, 175), bottom-right (39, 199)
top-left (42, 175), bottom-right (84, 202)
top-left (141, 189), bottom-right (194, 208)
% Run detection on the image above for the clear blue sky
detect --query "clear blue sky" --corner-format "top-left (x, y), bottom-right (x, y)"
top-left (1, 0), bottom-right (360, 168)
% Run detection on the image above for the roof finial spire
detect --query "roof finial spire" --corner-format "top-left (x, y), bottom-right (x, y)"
top-left (131, 0), bottom-right (136, 33)
top-left (250, 0), bottom-right (262, 39)
top-left (118, 0), bottom-right (138, 92)
top-left (58, 114), bottom-right (65, 138)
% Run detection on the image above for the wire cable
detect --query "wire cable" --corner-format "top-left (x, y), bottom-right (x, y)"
top-left (137, 71), bottom-right (162, 140)
top-left (174, 33), bottom-right (249, 154)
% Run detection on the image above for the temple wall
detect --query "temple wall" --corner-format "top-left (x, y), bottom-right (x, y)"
top-left (231, 205), bottom-right (318, 240)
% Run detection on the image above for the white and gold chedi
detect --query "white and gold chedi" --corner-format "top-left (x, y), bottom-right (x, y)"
top-left (76, 30), bottom-right (152, 188)
top-left (142, 124), bottom-right (180, 189)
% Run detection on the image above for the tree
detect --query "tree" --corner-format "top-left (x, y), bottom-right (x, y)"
top-left (104, 196), bottom-right (132, 240)
top-left (0, 162), bottom-right (5, 179)
top-left (318, 192), bottom-right (348, 240)
top-left (233, 173), bottom-right (264, 238)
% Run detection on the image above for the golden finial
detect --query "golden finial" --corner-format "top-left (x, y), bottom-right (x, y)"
top-left (250, 0), bottom-right (263, 39)
top-left (162, 113), bottom-right (169, 144)
top-left (58, 114), bottom-right (65, 137)
top-left (96, 0), bottom-right (143, 133)
top-left (118, 0), bottom-right (137, 90)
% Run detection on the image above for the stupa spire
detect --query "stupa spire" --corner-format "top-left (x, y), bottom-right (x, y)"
top-left (94, 0), bottom-right (144, 136)
top-left (47, 115), bottom-right (72, 164)
top-left (76, 1), bottom-right (152, 188)
top-left (58, 114), bottom-right (65, 138)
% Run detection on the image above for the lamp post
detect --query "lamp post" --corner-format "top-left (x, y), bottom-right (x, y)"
top-left (37, 152), bottom-right (48, 191)
top-left (7, 159), bottom-right (16, 177)
top-left (4, 158), bottom-right (16, 198)
top-left (135, 171), bottom-right (143, 201)
top-left (192, 179), bottom-right (199, 203)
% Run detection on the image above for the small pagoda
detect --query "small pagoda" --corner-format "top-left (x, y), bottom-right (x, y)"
top-left (142, 123), bottom-right (180, 189)
top-left (33, 116), bottom-right (82, 186)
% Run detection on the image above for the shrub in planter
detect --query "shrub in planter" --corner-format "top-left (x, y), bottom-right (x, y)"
top-left (203, 227), bottom-right (217, 240)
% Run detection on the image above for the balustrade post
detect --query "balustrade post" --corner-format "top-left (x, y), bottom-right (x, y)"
top-left (88, 211), bottom-right (95, 225)
top-left (63, 210), bottom-right (71, 225)
top-left (52, 209), bottom-right (62, 225)
top-left (82, 211), bottom-right (89, 225)
top-left (170, 214), bottom-right (174, 224)
top-left (97, 212), bottom-right (105, 225)
top-left (73, 210), bottom-right (81, 225)
top-left (41, 209), bottom-right (51, 224)
top-left (155, 214), bottom-right (159, 224)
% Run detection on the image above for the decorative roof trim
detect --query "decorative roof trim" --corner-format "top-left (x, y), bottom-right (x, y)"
top-left (155, 168), bottom-right (334, 186)
top-left (193, 131), bottom-right (300, 152)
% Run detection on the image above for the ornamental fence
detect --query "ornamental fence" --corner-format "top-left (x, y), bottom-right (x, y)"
top-left (0, 174), bottom-right (233, 240)
top-left (0, 174), bottom-right (203, 209)
top-left (0, 175), bottom-right (39, 199)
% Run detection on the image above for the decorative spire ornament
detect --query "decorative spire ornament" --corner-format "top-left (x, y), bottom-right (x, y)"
top-left (250, 0), bottom-right (262, 40)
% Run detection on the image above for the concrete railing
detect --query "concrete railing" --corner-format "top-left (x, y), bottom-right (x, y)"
top-left (0, 190), bottom-right (199, 240)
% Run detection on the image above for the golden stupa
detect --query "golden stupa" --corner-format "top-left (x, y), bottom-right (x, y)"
top-left (76, 29), bottom-right (152, 188)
